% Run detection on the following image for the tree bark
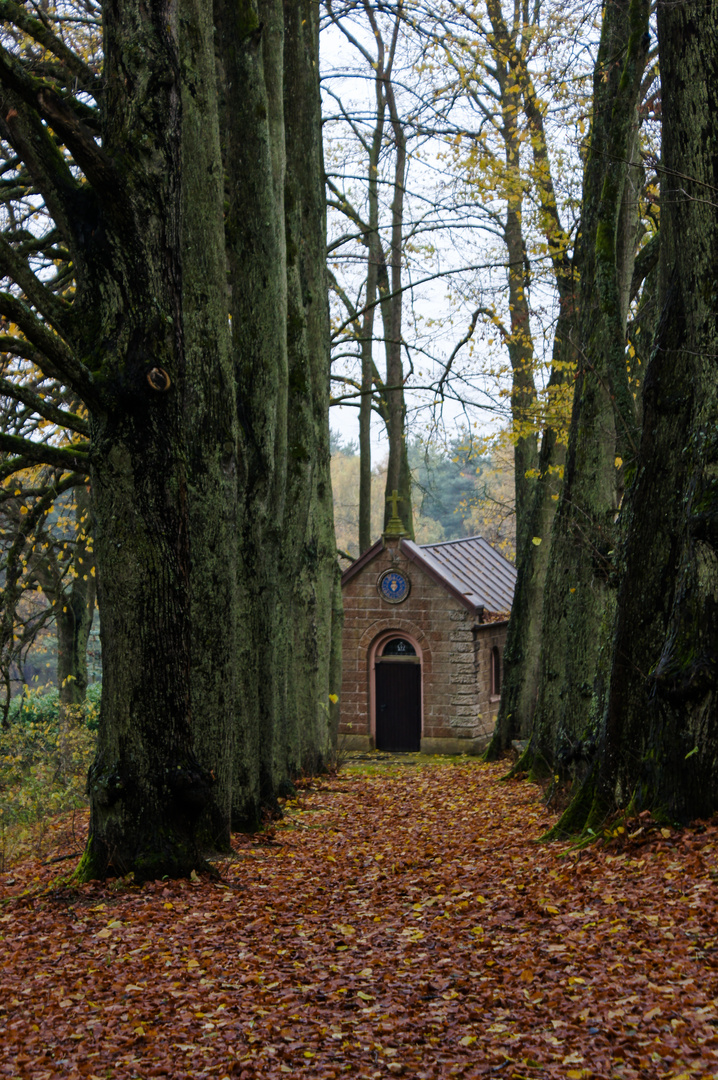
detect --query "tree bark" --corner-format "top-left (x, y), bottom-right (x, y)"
top-left (0, 0), bottom-right (339, 877)
top-left (488, 307), bottom-right (574, 755)
top-left (358, 47), bottom-right (386, 555)
top-left (180, 0), bottom-right (239, 850)
top-left (283, 0), bottom-right (343, 773)
top-left (491, 13), bottom-right (539, 555)
top-left (216, 0), bottom-right (340, 818)
top-left (54, 485), bottom-right (96, 775)
top-left (525, 0), bottom-right (650, 777)
top-left (585, 1), bottom-right (718, 826)
top-left (215, 0), bottom-right (288, 823)
top-left (77, 0), bottom-right (220, 880)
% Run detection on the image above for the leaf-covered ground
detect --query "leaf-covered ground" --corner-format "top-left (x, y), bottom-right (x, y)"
top-left (1, 758), bottom-right (718, 1080)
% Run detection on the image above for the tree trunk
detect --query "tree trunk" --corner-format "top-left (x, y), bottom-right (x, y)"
top-left (498, 52), bottom-right (539, 556)
top-left (482, 0), bottom-right (578, 758)
top-left (0, 0), bottom-right (338, 878)
top-left (380, 41), bottom-right (413, 539)
top-left (180, 0), bottom-right (239, 850)
top-left (487, 304), bottom-right (574, 756)
top-left (215, 0), bottom-right (288, 823)
top-left (283, 0), bottom-right (343, 773)
top-left (56, 486), bottom-right (96, 776)
top-left (78, 0), bottom-right (220, 881)
top-left (585, 2), bottom-right (718, 826)
top-left (217, 0), bottom-right (340, 817)
top-left (358, 59), bottom-right (386, 555)
top-left (525, 0), bottom-right (649, 777)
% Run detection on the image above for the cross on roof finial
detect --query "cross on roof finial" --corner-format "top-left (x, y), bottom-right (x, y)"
top-left (384, 488), bottom-right (408, 539)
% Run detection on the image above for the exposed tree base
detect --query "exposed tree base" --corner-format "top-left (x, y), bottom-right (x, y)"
top-left (75, 836), bottom-right (215, 885)
top-left (484, 729), bottom-right (503, 762)
top-left (78, 752), bottom-right (219, 883)
top-left (497, 740), bottom-right (554, 783)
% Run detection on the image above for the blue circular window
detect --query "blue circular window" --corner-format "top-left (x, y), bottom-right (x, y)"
top-left (378, 569), bottom-right (410, 604)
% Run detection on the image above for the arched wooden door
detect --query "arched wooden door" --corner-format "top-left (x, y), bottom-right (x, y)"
top-left (375, 638), bottom-right (421, 752)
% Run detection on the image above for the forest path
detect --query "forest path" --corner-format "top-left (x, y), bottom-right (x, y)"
top-left (1, 759), bottom-right (717, 1078)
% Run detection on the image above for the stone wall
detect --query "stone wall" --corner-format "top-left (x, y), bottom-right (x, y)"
top-left (340, 540), bottom-right (508, 755)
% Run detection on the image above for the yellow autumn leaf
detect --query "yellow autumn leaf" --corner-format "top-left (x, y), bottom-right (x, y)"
top-left (532, 536), bottom-right (542, 545)
top-left (400, 927), bottom-right (424, 940)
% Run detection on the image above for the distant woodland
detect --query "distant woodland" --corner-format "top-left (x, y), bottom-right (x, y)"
top-left (331, 432), bottom-right (515, 562)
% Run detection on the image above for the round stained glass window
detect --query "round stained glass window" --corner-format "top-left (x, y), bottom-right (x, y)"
top-left (377, 569), bottom-right (410, 604)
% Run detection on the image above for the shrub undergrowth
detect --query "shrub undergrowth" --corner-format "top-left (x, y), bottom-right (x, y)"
top-left (0, 684), bottom-right (100, 869)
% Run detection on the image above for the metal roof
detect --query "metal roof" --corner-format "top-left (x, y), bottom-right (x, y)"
top-left (408, 535), bottom-right (516, 613)
top-left (341, 533), bottom-right (516, 616)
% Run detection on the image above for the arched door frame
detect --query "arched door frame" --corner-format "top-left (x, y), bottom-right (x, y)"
top-left (368, 628), bottom-right (424, 746)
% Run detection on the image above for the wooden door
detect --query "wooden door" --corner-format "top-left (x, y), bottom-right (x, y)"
top-left (375, 662), bottom-right (421, 752)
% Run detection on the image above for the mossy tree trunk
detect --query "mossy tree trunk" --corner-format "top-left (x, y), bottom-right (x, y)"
top-left (579, 1), bottom-right (718, 827)
top-left (216, 0), bottom-right (340, 820)
top-left (79, 0), bottom-right (223, 880)
top-left (217, 0), bottom-right (289, 823)
top-left (180, 0), bottom-right (239, 850)
top-left (523, 0), bottom-right (650, 778)
top-left (283, 0), bottom-right (343, 772)
top-left (0, 0), bottom-right (339, 877)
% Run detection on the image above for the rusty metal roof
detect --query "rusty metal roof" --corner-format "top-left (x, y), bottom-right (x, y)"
top-left (402, 535), bottom-right (516, 614)
top-left (341, 533), bottom-right (516, 616)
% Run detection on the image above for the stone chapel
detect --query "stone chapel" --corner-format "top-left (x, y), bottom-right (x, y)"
top-left (339, 503), bottom-right (517, 755)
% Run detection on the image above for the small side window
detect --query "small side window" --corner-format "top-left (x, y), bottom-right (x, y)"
top-left (491, 646), bottom-right (501, 697)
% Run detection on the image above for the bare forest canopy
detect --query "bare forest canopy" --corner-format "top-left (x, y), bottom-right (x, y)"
top-left (321, 0), bottom-right (609, 550)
